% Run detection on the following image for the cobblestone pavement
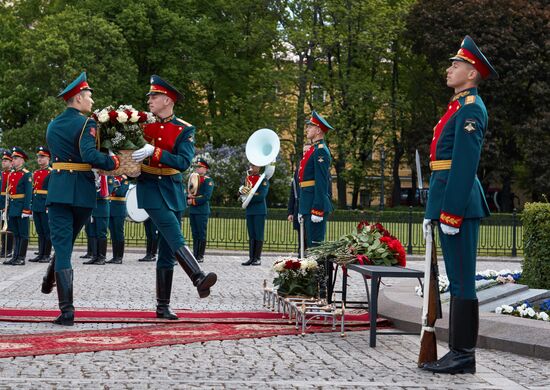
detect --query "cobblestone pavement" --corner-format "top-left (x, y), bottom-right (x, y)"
top-left (0, 249), bottom-right (547, 389)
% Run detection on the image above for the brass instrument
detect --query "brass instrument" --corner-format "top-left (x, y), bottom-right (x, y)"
top-left (188, 172), bottom-right (200, 196)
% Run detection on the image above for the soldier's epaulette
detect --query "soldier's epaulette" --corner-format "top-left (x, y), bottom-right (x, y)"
top-left (465, 95), bottom-right (476, 105)
top-left (316, 143), bottom-right (324, 149)
top-left (48, 167), bottom-right (53, 171)
top-left (176, 118), bottom-right (192, 127)
top-left (23, 169), bottom-right (29, 173)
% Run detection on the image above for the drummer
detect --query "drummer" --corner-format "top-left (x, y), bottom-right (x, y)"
top-left (107, 175), bottom-right (129, 264)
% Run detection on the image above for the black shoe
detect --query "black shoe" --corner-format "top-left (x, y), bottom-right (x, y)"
top-left (197, 240), bottom-right (207, 262)
top-left (41, 255), bottom-right (56, 294)
top-left (251, 240), bottom-right (263, 266)
top-left (241, 239), bottom-right (255, 266)
top-left (155, 268), bottom-right (179, 320)
top-left (175, 246), bottom-right (217, 298)
top-left (107, 241), bottom-right (124, 264)
top-left (79, 237), bottom-right (93, 258)
top-left (53, 269), bottom-right (74, 326)
top-left (30, 237), bottom-right (44, 262)
top-left (39, 239), bottom-right (53, 263)
top-left (11, 239), bottom-right (28, 266)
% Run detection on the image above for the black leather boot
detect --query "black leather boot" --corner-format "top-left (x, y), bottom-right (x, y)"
top-left (83, 238), bottom-right (102, 264)
top-left (6, 234), bottom-right (13, 258)
top-left (175, 246), bottom-right (217, 298)
top-left (156, 268), bottom-right (179, 320)
top-left (79, 238), bottom-right (93, 258)
top-left (106, 241), bottom-right (123, 264)
top-left (96, 238), bottom-right (107, 265)
top-left (251, 240), bottom-right (263, 266)
top-left (138, 239), bottom-right (152, 261)
top-left (150, 239), bottom-right (158, 261)
top-left (39, 238), bottom-right (52, 263)
top-left (3, 237), bottom-right (18, 265)
top-left (30, 237), bottom-right (43, 262)
top-left (241, 239), bottom-right (255, 266)
top-left (53, 269), bottom-right (74, 326)
top-left (198, 240), bottom-right (207, 262)
top-left (11, 238), bottom-right (28, 265)
top-left (193, 239), bottom-right (199, 259)
top-left (41, 254), bottom-right (56, 294)
top-left (422, 297), bottom-right (478, 374)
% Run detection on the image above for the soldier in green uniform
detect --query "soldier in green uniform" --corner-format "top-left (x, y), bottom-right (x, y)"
top-left (131, 75), bottom-right (217, 320)
top-left (240, 164), bottom-right (269, 266)
top-left (3, 147), bottom-right (32, 266)
top-left (29, 146), bottom-right (53, 263)
top-left (40, 72), bottom-right (120, 326)
top-left (83, 173), bottom-right (112, 265)
top-left (0, 150), bottom-right (14, 259)
top-left (298, 111), bottom-right (333, 248)
top-left (107, 175), bottom-right (129, 264)
top-left (139, 218), bottom-right (159, 262)
top-left (188, 157), bottom-right (214, 263)
top-left (421, 36), bottom-right (497, 375)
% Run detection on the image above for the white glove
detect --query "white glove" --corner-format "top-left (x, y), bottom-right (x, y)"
top-left (132, 144), bottom-right (155, 162)
top-left (21, 213), bottom-right (32, 218)
top-left (108, 149), bottom-right (116, 157)
top-left (440, 223), bottom-right (459, 235)
top-left (298, 213), bottom-right (303, 223)
top-left (311, 215), bottom-right (323, 223)
top-left (422, 218), bottom-right (431, 239)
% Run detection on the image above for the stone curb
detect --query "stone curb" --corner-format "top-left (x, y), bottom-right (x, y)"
top-left (377, 277), bottom-right (550, 360)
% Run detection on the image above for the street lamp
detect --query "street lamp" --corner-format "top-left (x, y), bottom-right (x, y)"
top-left (379, 146), bottom-right (385, 211)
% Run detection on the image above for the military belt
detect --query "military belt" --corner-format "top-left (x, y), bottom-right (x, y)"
top-left (52, 162), bottom-right (92, 172)
top-left (141, 164), bottom-right (180, 176)
top-left (9, 194), bottom-right (25, 199)
top-left (110, 196), bottom-right (126, 201)
top-left (34, 190), bottom-right (48, 195)
top-left (0, 192), bottom-right (5, 195)
top-left (300, 180), bottom-right (315, 188)
top-left (430, 160), bottom-right (452, 171)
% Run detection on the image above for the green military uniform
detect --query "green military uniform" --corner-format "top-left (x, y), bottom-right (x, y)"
top-left (241, 172), bottom-right (269, 266)
top-left (84, 174), bottom-right (113, 265)
top-left (298, 111), bottom-right (334, 248)
top-left (107, 175), bottom-right (129, 264)
top-left (4, 147), bottom-right (32, 266)
top-left (134, 75), bottom-right (216, 320)
top-left (189, 158), bottom-right (214, 263)
top-left (42, 72), bottom-right (119, 327)
top-left (29, 146), bottom-right (52, 263)
top-left (422, 36), bottom-right (498, 375)
top-left (0, 150), bottom-right (14, 258)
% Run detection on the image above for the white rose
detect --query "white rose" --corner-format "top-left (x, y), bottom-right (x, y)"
top-left (539, 312), bottom-right (549, 321)
top-left (520, 303), bottom-right (527, 310)
top-left (98, 110), bottom-right (110, 123)
top-left (300, 261), bottom-right (307, 270)
top-left (526, 308), bottom-right (536, 317)
top-left (503, 305), bottom-right (514, 314)
top-left (130, 111), bottom-right (140, 123)
top-left (146, 112), bottom-right (156, 122)
top-left (117, 111), bottom-right (128, 123)
top-left (495, 306), bottom-right (503, 314)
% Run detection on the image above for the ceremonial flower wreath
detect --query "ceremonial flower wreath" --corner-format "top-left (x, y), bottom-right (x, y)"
top-left (272, 257), bottom-right (320, 297)
top-left (308, 221), bottom-right (406, 267)
top-left (92, 105), bottom-right (156, 152)
top-left (495, 300), bottom-right (550, 322)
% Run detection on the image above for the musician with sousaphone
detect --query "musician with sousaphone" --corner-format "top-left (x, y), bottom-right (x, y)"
top-left (187, 155), bottom-right (214, 263)
top-left (239, 128), bottom-right (280, 266)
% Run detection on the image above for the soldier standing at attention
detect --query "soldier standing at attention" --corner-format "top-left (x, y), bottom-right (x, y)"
top-left (41, 72), bottom-right (120, 326)
top-left (188, 157), bottom-right (214, 263)
top-left (240, 163), bottom-right (269, 266)
top-left (3, 147), bottom-right (32, 266)
top-left (0, 150), bottom-right (14, 259)
top-left (131, 75), bottom-right (217, 320)
top-left (298, 111), bottom-right (333, 248)
top-left (29, 146), bottom-right (53, 263)
top-left (107, 175), bottom-right (129, 264)
top-left (421, 36), bottom-right (497, 374)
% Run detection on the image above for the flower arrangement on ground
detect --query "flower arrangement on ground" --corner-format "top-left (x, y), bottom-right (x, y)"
top-left (495, 300), bottom-right (550, 322)
top-left (272, 257), bottom-right (320, 297)
top-left (92, 105), bottom-right (156, 151)
top-left (307, 220), bottom-right (406, 267)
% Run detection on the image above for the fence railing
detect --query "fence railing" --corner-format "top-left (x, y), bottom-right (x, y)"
top-left (23, 207), bottom-right (521, 257)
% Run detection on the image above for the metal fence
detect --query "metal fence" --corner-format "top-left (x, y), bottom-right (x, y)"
top-left (26, 207), bottom-right (522, 257)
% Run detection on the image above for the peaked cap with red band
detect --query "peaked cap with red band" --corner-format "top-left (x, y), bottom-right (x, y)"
top-left (57, 72), bottom-right (93, 101)
top-left (305, 110), bottom-right (334, 133)
top-left (36, 145), bottom-right (51, 158)
top-left (194, 157), bottom-right (210, 169)
top-left (11, 146), bottom-right (28, 161)
top-left (450, 35), bottom-right (498, 80)
top-left (147, 74), bottom-right (183, 102)
top-left (2, 150), bottom-right (12, 161)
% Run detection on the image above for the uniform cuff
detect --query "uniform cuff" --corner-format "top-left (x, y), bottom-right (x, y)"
top-left (440, 211), bottom-right (463, 228)
top-left (151, 147), bottom-right (163, 164)
top-left (311, 209), bottom-right (324, 217)
top-left (22, 209), bottom-right (32, 215)
top-left (112, 156), bottom-right (120, 170)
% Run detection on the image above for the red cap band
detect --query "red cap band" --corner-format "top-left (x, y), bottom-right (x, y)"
top-left (149, 84), bottom-right (178, 102)
top-left (62, 81), bottom-right (91, 101)
top-left (454, 48), bottom-right (491, 79)
top-left (309, 116), bottom-right (329, 133)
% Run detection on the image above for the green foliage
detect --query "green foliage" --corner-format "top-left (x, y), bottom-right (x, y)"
top-left (521, 202), bottom-right (550, 289)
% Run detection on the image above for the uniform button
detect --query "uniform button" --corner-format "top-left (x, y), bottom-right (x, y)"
top-left (68, 159), bottom-right (72, 162)
top-left (158, 176), bottom-right (162, 180)
top-left (158, 137), bottom-right (162, 141)
top-left (432, 137), bottom-right (435, 141)
top-left (160, 126), bottom-right (164, 129)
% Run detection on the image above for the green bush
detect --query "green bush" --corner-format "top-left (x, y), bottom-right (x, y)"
top-left (521, 202), bottom-right (550, 289)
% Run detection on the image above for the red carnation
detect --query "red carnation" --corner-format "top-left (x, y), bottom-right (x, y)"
top-left (108, 110), bottom-right (118, 122)
top-left (138, 112), bottom-right (148, 122)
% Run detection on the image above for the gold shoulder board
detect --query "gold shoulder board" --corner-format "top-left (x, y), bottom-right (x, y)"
top-left (176, 118), bottom-right (192, 127)
top-left (465, 95), bottom-right (476, 105)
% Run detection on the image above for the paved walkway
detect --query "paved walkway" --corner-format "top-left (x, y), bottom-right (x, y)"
top-left (0, 250), bottom-right (547, 389)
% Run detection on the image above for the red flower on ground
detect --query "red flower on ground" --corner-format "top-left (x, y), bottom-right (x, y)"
top-left (284, 260), bottom-right (301, 270)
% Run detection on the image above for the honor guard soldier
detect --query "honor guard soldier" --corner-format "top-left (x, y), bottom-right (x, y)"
top-left (240, 163), bottom-right (269, 266)
top-left (107, 175), bottom-right (129, 264)
top-left (83, 173), bottom-right (112, 265)
top-left (131, 75), bottom-right (217, 320)
top-left (139, 218), bottom-right (159, 262)
top-left (0, 150), bottom-right (14, 259)
top-left (29, 146), bottom-right (53, 263)
top-left (41, 72), bottom-right (120, 326)
top-left (298, 111), bottom-right (333, 248)
top-left (188, 157), bottom-right (214, 263)
top-left (3, 147), bottom-right (32, 266)
top-left (287, 144), bottom-right (310, 257)
top-left (421, 36), bottom-right (498, 375)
